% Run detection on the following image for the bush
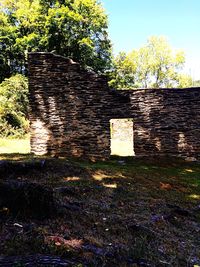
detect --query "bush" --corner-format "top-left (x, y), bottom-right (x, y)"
top-left (0, 74), bottom-right (29, 138)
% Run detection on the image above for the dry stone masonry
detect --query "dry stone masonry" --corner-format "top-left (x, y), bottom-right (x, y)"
top-left (28, 52), bottom-right (200, 160)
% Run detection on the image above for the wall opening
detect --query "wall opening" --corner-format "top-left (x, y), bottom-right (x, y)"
top-left (110, 118), bottom-right (135, 156)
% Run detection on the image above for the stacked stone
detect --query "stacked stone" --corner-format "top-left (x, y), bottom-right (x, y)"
top-left (28, 52), bottom-right (126, 159)
top-left (126, 89), bottom-right (200, 158)
top-left (28, 52), bottom-right (200, 160)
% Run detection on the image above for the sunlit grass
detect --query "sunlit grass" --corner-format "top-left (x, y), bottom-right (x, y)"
top-left (189, 194), bottom-right (200, 199)
top-left (111, 139), bottom-right (134, 156)
top-left (0, 137), bottom-right (30, 154)
top-left (0, 137), bottom-right (134, 157)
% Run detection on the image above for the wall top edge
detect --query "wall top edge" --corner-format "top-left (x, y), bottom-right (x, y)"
top-left (28, 52), bottom-right (79, 65)
top-left (115, 87), bottom-right (200, 92)
top-left (28, 52), bottom-right (200, 91)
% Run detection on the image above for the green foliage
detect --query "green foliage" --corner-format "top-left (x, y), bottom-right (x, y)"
top-left (0, 74), bottom-right (29, 137)
top-left (0, 0), bottom-right (112, 82)
top-left (193, 80), bottom-right (200, 87)
top-left (177, 74), bottom-right (193, 88)
top-left (109, 51), bottom-right (138, 89)
top-left (109, 36), bottom-right (192, 89)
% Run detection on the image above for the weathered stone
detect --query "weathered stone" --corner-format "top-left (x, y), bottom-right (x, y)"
top-left (28, 52), bottom-right (200, 160)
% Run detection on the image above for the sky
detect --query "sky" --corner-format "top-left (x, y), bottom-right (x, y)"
top-left (101, 0), bottom-right (200, 80)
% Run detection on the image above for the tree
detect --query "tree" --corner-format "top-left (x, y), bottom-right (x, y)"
top-left (0, 0), bottom-right (112, 82)
top-left (108, 52), bottom-right (137, 89)
top-left (177, 74), bottom-right (193, 88)
top-left (109, 36), bottom-right (192, 89)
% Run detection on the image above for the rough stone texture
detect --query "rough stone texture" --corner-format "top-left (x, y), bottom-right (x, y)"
top-left (28, 52), bottom-right (200, 160)
top-left (129, 89), bottom-right (200, 158)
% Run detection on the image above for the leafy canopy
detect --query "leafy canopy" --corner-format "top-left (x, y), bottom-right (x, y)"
top-left (109, 36), bottom-right (192, 89)
top-left (0, 0), bottom-right (112, 82)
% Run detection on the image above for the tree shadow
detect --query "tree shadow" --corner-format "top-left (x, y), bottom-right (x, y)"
top-left (1, 156), bottom-right (200, 265)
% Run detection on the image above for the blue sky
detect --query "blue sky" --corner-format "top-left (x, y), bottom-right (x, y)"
top-left (101, 0), bottom-right (200, 80)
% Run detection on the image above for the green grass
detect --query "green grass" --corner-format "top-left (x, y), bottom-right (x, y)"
top-left (110, 139), bottom-right (134, 156)
top-left (0, 138), bottom-right (30, 154)
top-left (1, 139), bottom-right (200, 265)
top-left (0, 137), bottom-right (134, 156)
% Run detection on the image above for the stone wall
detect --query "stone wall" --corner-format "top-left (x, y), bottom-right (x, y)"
top-left (28, 52), bottom-right (200, 160)
top-left (128, 89), bottom-right (200, 158)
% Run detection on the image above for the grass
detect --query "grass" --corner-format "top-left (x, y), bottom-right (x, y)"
top-left (110, 139), bottom-right (134, 156)
top-left (0, 137), bottom-right (30, 154)
top-left (0, 139), bottom-right (200, 265)
top-left (0, 137), bottom-right (134, 157)
top-left (0, 154), bottom-right (200, 266)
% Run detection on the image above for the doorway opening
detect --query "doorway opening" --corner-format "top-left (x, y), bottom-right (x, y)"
top-left (110, 118), bottom-right (134, 156)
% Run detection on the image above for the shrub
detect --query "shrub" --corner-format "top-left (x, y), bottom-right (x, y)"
top-left (0, 74), bottom-right (29, 138)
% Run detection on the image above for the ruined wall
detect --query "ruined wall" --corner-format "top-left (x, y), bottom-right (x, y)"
top-left (28, 52), bottom-right (200, 159)
top-left (28, 52), bottom-right (129, 160)
top-left (128, 89), bottom-right (200, 158)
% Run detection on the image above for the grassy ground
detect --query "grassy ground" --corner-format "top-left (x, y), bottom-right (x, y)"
top-left (0, 138), bottom-right (30, 154)
top-left (0, 154), bottom-right (200, 266)
top-left (110, 139), bottom-right (134, 156)
top-left (0, 137), bottom-right (135, 157)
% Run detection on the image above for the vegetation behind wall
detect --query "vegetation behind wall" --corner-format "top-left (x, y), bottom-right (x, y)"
top-left (0, 74), bottom-right (29, 138)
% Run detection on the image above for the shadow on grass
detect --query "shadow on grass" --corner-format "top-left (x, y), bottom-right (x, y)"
top-left (1, 153), bottom-right (200, 202)
top-left (0, 154), bottom-right (200, 266)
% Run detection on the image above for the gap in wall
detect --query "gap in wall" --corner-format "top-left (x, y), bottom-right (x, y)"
top-left (110, 118), bottom-right (135, 157)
